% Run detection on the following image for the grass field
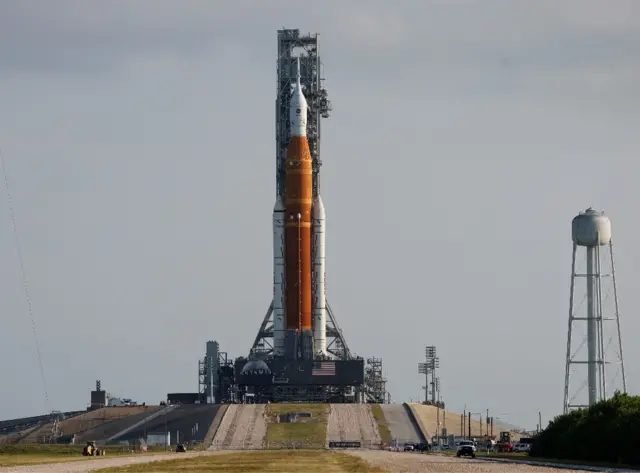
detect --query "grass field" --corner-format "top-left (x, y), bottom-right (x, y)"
top-left (263, 404), bottom-right (329, 449)
top-left (95, 450), bottom-right (386, 472)
top-left (369, 405), bottom-right (391, 445)
top-left (0, 444), bottom-right (168, 467)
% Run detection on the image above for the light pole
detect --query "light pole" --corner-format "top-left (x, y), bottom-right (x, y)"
top-left (426, 346), bottom-right (439, 404)
top-left (418, 346), bottom-right (439, 404)
top-left (418, 363), bottom-right (428, 404)
top-left (492, 416), bottom-right (503, 438)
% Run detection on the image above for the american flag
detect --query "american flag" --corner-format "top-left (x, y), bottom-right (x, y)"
top-left (312, 361), bottom-right (336, 376)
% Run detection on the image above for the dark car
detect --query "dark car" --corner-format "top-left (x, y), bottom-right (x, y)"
top-left (175, 443), bottom-right (187, 453)
top-left (414, 443), bottom-right (430, 452)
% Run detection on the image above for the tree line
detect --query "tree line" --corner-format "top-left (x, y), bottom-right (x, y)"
top-left (530, 392), bottom-right (640, 466)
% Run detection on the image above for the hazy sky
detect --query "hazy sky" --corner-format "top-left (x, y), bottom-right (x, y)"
top-left (0, 0), bottom-right (638, 428)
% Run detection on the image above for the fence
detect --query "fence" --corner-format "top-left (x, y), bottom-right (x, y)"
top-left (208, 440), bottom-right (385, 451)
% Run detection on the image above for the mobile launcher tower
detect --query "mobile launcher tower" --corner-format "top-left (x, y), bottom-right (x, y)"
top-left (232, 29), bottom-right (387, 404)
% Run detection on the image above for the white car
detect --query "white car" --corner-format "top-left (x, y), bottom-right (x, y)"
top-left (513, 443), bottom-right (531, 453)
top-left (456, 440), bottom-right (476, 458)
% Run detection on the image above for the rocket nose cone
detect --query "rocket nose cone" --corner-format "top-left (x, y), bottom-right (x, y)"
top-left (312, 196), bottom-right (325, 218)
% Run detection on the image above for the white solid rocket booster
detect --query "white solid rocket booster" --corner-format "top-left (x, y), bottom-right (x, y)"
top-left (312, 196), bottom-right (327, 356)
top-left (272, 196), bottom-right (286, 356)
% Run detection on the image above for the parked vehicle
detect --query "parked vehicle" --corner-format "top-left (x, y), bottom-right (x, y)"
top-left (456, 440), bottom-right (476, 458)
top-left (513, 443), bottom-right (531, 453)
top-left (496, 432), bottom-right (514, 452)
top-left (414, 443), bottom-right (430, 452)
top-left (82, 441), bottom-right (105, 456)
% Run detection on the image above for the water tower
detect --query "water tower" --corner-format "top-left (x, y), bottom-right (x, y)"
top-left (563, 208), bottom-right (627, 414)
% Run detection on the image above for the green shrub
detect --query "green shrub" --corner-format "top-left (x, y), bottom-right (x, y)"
top-left (530, 392), bottom-right (640, 466)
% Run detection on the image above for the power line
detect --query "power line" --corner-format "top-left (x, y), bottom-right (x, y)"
top-left (0, 147), bottom-right (50, 409)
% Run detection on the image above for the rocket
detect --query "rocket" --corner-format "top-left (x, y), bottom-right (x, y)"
top-left (284, 57), bottom-right (313, 360)
top-left (272, 58), bottom-right (327, 360)
top-left (312, 196), bottom-right (327, 356)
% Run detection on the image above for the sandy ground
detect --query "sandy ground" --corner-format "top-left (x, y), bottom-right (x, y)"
top-left (349, 451), bottom-right (600, 473)
top-left (0, 451), bottom-right (227, 473)
top-left (326, 405), bottom-right (381, 447)
top-left (210, 404), bottom-right (267, 449)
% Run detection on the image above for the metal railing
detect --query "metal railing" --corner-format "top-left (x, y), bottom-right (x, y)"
top-left (208, 440), bottom-right (385, 451)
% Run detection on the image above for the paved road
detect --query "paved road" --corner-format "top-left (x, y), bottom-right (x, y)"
top-left (380, 405), bottom-right (423, 444)
top-left (348, 451), bottom-right (614, 473)
top-left (0, 451), bottom-right (629, 473)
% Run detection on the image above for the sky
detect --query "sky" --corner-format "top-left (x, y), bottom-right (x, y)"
top-left (0, 0), bottom-right (638, 429)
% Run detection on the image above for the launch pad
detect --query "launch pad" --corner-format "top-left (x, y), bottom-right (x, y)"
top-left (195, 29), bottom-right (388, 405)
top-left (234, 358), bottom-right (365, 403)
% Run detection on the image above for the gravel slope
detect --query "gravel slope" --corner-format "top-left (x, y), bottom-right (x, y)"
top-left (349, 451), bottom-right (600, 473)
top-left (210, 404), bottom-right (267, 449)
top-left (210, 404), bottom-right (239, 448)
top-left (407, 404), bottom-right (522, 440)
top-left (326, 404), bottom-right (381, 447)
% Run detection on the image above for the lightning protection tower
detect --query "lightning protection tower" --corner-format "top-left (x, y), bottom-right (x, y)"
top-left (563, 208), bottom-right (627, 414)
top-left (250, 28), bottom-right (353, 361)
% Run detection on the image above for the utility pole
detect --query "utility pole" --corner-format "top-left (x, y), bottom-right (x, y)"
top-left (436, 404), bottom-right (440, 446)
top-left (486, 409), bottom-right (489, 437)
top-left (468, 414), bottom-right (471, 439)
top-left (164, 401), bottom-right (168, 451)
top-left (461, 413), bottom-right (464, 438)
top-left (538, 411), bottom-right (542, 432)
top-left (443, 409), bottom-right (447, 434)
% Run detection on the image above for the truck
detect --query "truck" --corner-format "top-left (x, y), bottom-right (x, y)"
top-left (496, 432), bottom-right (514, 453)
top-left (82, 441), bottom-right (105, 456)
